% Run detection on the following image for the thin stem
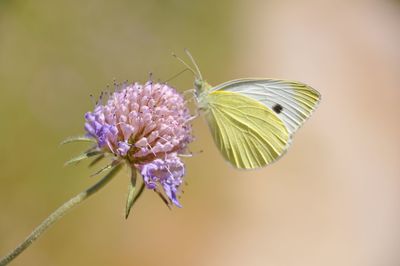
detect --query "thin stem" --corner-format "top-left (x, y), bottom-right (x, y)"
top-left (0, 163), bottom-right (123, 266)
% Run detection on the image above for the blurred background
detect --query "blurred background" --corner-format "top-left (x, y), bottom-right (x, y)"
top-left (1, 0), bottom-right (399, 265)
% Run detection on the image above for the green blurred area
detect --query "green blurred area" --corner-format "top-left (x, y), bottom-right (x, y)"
top-left (1, 1), bottom-right (400, 266)
top-left (0, 1), bottom-right (234, 265)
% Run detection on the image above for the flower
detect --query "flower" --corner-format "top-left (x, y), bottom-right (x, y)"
top-left (84, 81), bottom-right (193, 207)
top-left (139, 155), bottom-right (184, 207)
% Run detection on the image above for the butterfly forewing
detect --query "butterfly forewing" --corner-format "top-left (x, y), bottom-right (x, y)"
top-left (204, 91), bottom-right (291, 169)
top-left (212, 79), bottom-right (321, 135)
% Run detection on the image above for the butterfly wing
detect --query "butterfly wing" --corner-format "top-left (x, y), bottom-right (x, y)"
top-left (212, 79), bottom-right (321, 135)
top-left (204, 90), bottom-right (290, 169)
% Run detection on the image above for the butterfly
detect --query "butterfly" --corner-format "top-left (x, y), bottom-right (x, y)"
top-left (174, 50), bottom-right (321, 169)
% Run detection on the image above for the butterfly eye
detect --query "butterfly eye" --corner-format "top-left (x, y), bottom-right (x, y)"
top-left (194, 79), bottom-right (204, 95)
top-left (194, 79), bottom-right (202, 88)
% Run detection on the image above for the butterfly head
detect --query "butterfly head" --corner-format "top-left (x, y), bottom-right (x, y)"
top-left (173, 49), bottom-right (210, 96)
top-left (194, 77), bottom-right (212, 97)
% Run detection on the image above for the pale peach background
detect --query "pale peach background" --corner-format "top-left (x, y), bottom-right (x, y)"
top-left (0, 1), bottom-right (399, 266)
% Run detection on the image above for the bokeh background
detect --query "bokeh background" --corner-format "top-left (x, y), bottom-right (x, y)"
top-left (1, 0), bottom-right (399, 265)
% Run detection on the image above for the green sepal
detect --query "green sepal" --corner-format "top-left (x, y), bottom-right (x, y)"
top-left (90, 164), bottom-right (112, 177)
top-left (154, 189), bottom-right (172, 210)
top-left (90, 159), bottom-right (119, 177)
top-left (60, 135), bottom-right (96, 145)
top-left (125, 170), bottom-right (145, 219)
top-left (64, 150), bottom-right (102, 166)
top-left (86, 162), bottom-right (124, 194)
top-left (89, 154), bottom-right (105, 168)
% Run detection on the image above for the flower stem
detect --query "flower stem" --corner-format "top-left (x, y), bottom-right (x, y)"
top-left (0, 163), bottom-right (123, 266)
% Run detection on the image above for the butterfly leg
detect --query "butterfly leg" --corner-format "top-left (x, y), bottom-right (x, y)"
top-left (182, 89), bottom-right (196, 102)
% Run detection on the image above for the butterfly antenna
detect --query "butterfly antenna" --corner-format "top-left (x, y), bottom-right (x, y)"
top-left (164, 68), bottom-right (191, 83)
top-left (172, 52), bottom-right (198, 79)
top-left (184, 48), bottom-right (203, 81)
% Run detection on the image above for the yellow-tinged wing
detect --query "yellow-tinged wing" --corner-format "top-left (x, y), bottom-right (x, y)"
top-left (212, 79), bottom-right (321, 135)
top-left (204, 90), bottom-right (290, 169)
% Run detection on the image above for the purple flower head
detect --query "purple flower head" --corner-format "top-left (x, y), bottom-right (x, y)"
top-left (139, 154), bottom-right (185, 207)
top-left (84, 81), bottom-right (193, 207)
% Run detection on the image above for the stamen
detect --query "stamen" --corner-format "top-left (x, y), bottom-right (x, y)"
top-left (178, 150), bottom-right (203, 158)
top-left (146, 143), bottom-right (157, 157)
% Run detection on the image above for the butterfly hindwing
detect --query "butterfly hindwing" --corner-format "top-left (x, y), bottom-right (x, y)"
top-left (212, 79), bottom-right (321, 135)
top-left (204, 90), bottom-right (290, 169)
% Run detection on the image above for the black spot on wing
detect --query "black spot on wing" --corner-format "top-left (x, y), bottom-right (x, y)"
top-left (272, 104), bottom-right (283, 114)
